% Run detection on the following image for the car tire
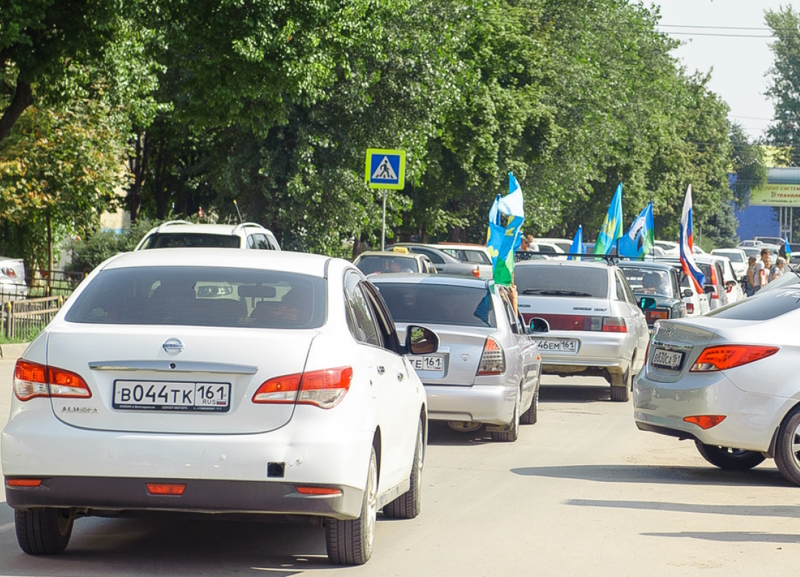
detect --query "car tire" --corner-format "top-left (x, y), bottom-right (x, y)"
top-left (774, 407), bottom-right (800, 485)
top-left (694, 441), bottom-right (766, 471)
top-left (383, 421), bottom-right (423, 519)
top-left (491, 388), bottom-right (520, 442)
top-left (326, 447), bottom-right (377, 565)
top-left (15, 508), bottom-right (74, 555)
top-left (610, 367), bottom-right (631, 402)
top-left (520, 386), bottom-right (539, 426)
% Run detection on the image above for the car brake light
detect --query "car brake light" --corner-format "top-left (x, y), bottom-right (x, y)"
top-left (6, 479), bottom-right (42, 487)
top-left (684, 415), bottom-right (726, 429)
top-left (690, 345), bottom-right (778, 372)
top-left (645, 310), bottom-right (668, 324)
top-left (146, 483), bottom-right (186, 495)
top-left (13, 359), bottom-right (91, 401)
top-left (686, 303), bottom-right (694, 315)
top-left (296, 486), bottom-right (342, 495)
top-left (477, 337), bottom-right (505, 375)
top-left (602, 317), bottom-right (628, 333)
top-left (472, 267), bottom-right (480, 278)
top-left (252, 367), bottom-right (353, 409)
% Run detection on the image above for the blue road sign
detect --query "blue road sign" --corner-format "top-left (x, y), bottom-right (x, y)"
top-left (365, 149), bottom-right (405, 190)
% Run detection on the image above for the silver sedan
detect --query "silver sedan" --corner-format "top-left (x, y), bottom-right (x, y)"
top-left (371, 274), bottom-right (542, 442)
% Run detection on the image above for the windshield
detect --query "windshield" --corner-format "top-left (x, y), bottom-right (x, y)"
top-left (375, 283), bottom-right (495, 327)
top-left (621, 267), bottom-right (673, 297)
top-left (514, 265), bottom-right (608, 298)
top-left (356, 256), bottom-right (419, 274)
top-left (141, 233), bottom-right (240, 249)
top-left (65, 267), bottom-right (327, 329)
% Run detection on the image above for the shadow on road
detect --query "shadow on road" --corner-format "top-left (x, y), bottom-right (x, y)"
top-left (566, 498), bottom-right (800, 519)
top-left (426, 422), bottom-right (495, 446)
top-left (511, 463), bottom-right (793, 487)
top-left (641, 531), bottom-right (800, 544)
top-left (539, 384), bottom-right (612, 403)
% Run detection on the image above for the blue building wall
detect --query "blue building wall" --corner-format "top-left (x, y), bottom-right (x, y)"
top-left (730, 171), bottom-right (784, 242)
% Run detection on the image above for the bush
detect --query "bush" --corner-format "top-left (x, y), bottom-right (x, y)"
top-left (69, 218), bottom-right (168, 273)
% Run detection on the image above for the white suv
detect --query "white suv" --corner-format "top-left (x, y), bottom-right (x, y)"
top-left (135, 221), bottom-right (281, 251)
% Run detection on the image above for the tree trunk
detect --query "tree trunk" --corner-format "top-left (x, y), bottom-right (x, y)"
top-left (0, 80), bottom-right (33, 143)
top-left (128, 131), bottom-right (148, 221)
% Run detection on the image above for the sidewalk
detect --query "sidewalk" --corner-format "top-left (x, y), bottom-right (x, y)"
top-left (0, 343), bottom-right (28, 360)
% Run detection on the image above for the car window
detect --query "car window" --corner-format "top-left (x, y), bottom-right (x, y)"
top-left (497, 288), bottom-right (522, 334)
top-left (514, 265), bottom-right (609, 298)
top-left (375, 283), bottom-right (496, 328)
top-left (620, 267), bottom-right (672, 297)
top-left (413, 248), bottom-right (445, 264)
top-left (248, 234), bottom-right (273, 250)
top-left (344, 272), bottom-right (383, 346)
top-left (140, 233), bottom-right (240, 249)
top-left (65, 267), bottom-right (326, 329)
top-left (708, 288), bottom-right (800, 320)
top-left (356, 256), bottom-right (419, 274)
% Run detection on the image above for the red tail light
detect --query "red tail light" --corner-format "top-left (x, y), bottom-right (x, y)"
top-left (690, 345), bottom-right (778, 372)
top-left (602, 317), bottom-right (628, 333)
top-left (472, 267), bottom-right (480, 278)
top-left (296, 486), bottom-right (342, 495)
top-left (146, 483), bottom-right (186, 495)
top-left (644, 310), bottom-right (668, 324)
top-left (6, 479), bottom-right (42, 487)
top-left (13, 359), bottom-right (91, 401)
top-left (252, 367), bottom-right (353, 409)
top-left (477, 337), bottom-right (505, 375)
top-left (684, 415), bottom-right (726, 429)
top-left (686, 303), bottom-right (694, 315)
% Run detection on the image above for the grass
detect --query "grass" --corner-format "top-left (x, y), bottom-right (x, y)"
top-left (0, 324), bottom-right (44, 345)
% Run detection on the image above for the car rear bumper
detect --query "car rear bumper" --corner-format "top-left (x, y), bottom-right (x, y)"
top-left (532, 332), bottom-right (633, 378)
top-left (423, 383), bottom-right (516, 424)
top-left (633, 370), bottom-right (784, 452)
top-left (4, 475), bottom-right (363, 519)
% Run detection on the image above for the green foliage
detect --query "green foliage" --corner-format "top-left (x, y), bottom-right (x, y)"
top-left (766, 7), bottom-right (800, 160)
top-left (69, 218), bottom-right (167, 273)
top-left (729, 123), bottom-right (767, 209)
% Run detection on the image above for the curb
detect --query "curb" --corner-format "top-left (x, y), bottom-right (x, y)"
top-left (0, 343), bottom-right (28, 360)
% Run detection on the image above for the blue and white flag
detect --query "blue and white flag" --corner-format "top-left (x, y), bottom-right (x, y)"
top-left (619, 202), bottom-right (654, 260)
top-left (680, 185), bottom-right (705, 292)
top-left (593, 183), bottom-right (623, 255)
top-left (486, 173), bottom-right (525, 286)
top-left (569, 226), bottom-right (583, 260)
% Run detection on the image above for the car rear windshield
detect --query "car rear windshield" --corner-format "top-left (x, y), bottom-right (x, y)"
top-left (375, 283), bottom-right (495, 327)
top-left (715, 251), bottom-right (744, 263)
top-left (65, 266), bottom-right (327, 329)
top-left (514, 265), bottom-right (608, 298)
top-left (141, 233), bottom-right (240, 249)
top-left (708, 285), bottom-right (800, 320)
top-left (620, 267), bottom-right (673, 297)
top-left (357, 256), bottom-right (419, 274)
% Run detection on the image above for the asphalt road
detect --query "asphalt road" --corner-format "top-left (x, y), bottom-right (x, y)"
top-left (0, 357), bottom-right (798, 576)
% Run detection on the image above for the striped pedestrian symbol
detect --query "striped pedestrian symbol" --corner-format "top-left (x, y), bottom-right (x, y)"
top-left (371, 156), bottom-right (398, 181)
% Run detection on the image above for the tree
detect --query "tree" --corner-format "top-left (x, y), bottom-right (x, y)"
top-left (729, 123), bottom-right (767, 209)
top-left (766, 6), bottom-right (800, 164)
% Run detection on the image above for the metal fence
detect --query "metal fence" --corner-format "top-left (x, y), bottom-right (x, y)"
top-left (2, 296), bottom-right (64, 340)
top-left (27, 269), bottom-right (84, 297)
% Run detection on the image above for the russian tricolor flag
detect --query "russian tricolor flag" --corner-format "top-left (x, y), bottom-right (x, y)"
top-left (680, 185), bottom-right (705, 292)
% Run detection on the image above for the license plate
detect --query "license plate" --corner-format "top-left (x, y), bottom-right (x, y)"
top-left (113, 381), bottom-right (231, 412)
top-left (652, 348), bottom-right (684, 370)
top-left (534, 339), bottom-right (578, 353)
top-left (407, 355), bottom-right (444, 372)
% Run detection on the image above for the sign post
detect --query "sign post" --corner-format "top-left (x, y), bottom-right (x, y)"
top-left (365, 149), bottom-right (406, 251)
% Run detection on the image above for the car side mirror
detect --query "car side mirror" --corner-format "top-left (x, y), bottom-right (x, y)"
top-left (638, 296), bottom-right (657, 310)
top-left (682, 288), bottom-right (693, 298)
top-left (406, 325), bottom-right (439, 355)
top-left (528, 317), bottom-right (550, 334)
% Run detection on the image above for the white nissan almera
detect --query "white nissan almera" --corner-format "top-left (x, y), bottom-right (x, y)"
top-left (2, 249), bottom-right (438, 565)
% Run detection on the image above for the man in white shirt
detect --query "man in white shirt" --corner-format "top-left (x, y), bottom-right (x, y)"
top-left (753, 248), bottom-right (771, 292)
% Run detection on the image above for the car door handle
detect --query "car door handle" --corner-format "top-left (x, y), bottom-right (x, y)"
top-left (377, 366), bottom-right (385, 375)
top-left (397, 372), bottom-right (404, 381)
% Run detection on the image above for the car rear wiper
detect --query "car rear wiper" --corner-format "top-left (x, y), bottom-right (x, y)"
top-left (522, 289), bottom-right (593, 297)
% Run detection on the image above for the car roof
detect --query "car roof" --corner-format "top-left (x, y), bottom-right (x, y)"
top-left (146, 221), bottom-right (273, 235)
top-left (102, 247), bottom-right (331, 277)
top-left (370, 272), bottom-right (491, 288)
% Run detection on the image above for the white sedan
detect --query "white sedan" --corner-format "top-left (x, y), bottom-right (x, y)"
top-left (634, 284), bottom-right (800, 484)
top-left (2, 249), bottom-right (437, 565)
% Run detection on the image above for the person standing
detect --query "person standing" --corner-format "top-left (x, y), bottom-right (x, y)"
top-left (753, 248), bottom-right (771, 293)
top-left (745, 255), bottom-right (757, 297)
top-left (770, 256), bottom-right (786, 282)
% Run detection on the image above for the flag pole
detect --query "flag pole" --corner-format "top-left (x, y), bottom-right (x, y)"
top-left (381, 189), bottom-right (387, 251)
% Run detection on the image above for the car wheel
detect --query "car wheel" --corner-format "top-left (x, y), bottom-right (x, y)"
top-left (15, 508), bottom-right (74, 555)
top-left (326, 447), bottom-right (377, 565)
top-left (610, 367), bottom-right (631, 402)
top-left (491, 388), bottom-right (520, 442)
top-left (694, 441), bottom-right (766, 471)
top-left (383, 421), bottom-right (423, 519)
top-left (774, 407), bottom-right (800, 485)
top-left (520, 377), bottom-right (539, 425)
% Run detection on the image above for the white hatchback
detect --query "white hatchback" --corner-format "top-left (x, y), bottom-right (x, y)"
top-left (2, 249), bottom-right (437, 565)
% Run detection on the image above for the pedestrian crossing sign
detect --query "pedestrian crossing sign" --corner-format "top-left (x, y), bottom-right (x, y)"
top-left (365, 148), bottom-right (406, 190)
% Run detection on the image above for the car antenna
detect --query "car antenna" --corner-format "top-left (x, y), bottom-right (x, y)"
top-left (233, 199), bottom-right (244, 224)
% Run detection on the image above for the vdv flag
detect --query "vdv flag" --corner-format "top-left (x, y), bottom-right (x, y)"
top-left (593, 183), bottom-right (624, 254)
top-left (486, 172), bottom-right (525, 286)
top-left (569, 225), bottom-right (583, 261)
top-left (618, 201), bottom-right (654, 260)
top-left (784, 238), bottom-right (792, 261)
top-left (680, 185), bottom-right (705, 292)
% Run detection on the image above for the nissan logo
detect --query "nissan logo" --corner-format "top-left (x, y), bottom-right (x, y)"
top-left (163, 338), bottom-right (184, 355)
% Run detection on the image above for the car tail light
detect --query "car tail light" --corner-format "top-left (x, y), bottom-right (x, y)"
top-left (684, 415), bottom-right (726, 429)
top-left (686, 303), bottom-right (694, 315)
top-left (602, 317), bottom-right (628, 333)
top-left (477, 337), bottom-right (505, 375)
top-left (13, 359), bottom-right (91, 401)
top-left (296, 486), bottom-right (342, 495)
top-left (146, 483), bottom-right (186, 495)
top-left (644, 310), bottom-right (668, 324)
top-left (6, 479), bottom-right (42, 487)
top-left (690, 345), bottom-right (778, 372)
top-left (252, 367), bottom-right (353, 409)
top-left (472, 266), bottom-right (480, 278)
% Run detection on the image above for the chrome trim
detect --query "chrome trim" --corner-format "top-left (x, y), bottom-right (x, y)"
top-left (88, 361), bottom-right (258, 374)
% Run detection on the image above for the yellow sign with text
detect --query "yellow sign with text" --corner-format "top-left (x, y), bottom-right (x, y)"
top-left (750, 184), bottom-right (800, 207)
